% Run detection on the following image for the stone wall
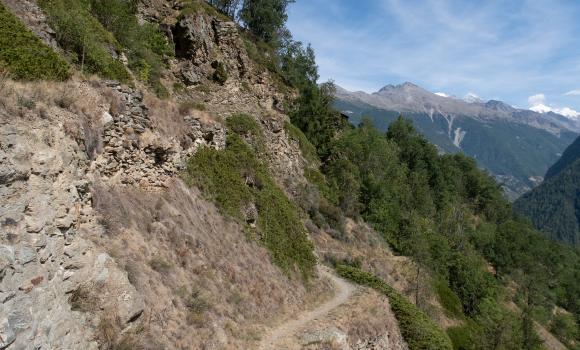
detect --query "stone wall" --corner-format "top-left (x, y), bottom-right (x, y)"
top-left (94, 81), bottom-right (226, 190)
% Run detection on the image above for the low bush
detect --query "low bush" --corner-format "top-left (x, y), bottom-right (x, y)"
top-left (149, 256), bottom-right (172, 273)
top-left (336, 265), bottom-right (453, 350)
top-left (87, 0), bottom-right (173, 95)
top-left (434, 279), bottom-right (464, 319)
top-left (183, 132), bottom-right (316, 279)
top-left (211, 60), bottom-right (228, 85)
top-left (285, 122), bottom-right (319, 165)
top-left (38, 0), bottom-right (130, 82)
top-left (179, 0), bottom-right (231, 21)
top-left (304, 167), bottom-right (339, 205)
top-left (447, 324), bottom-right (476, 350)
top-left (0, 4), bottom-right (70, 80)
top-left (550, 312), bottom-right (579, 347)
top-left (225, 113), bottom-right (265, 152)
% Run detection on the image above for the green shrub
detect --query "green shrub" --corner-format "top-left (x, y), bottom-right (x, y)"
top-left (211, 60), bottom-right (228, 85)
top-left (447, 324), bottom-right (477, 350)
top-left (241, 34), bottom-right (289, 93)
top-left (149, 257), bottom-right (172, 273)
top-left (183, 133), bottom-right (316, 279)
top-left (550, 313), bottom-right (579, 346)
top-left (336, 265), bottom-right (453, 350)
top-left (17, 96), bottom-right (36, 110)
top-left (226, 113), bottom-right (265, 152)
top-left (435, 279), bottom-right (464, 319)
top-left (38, 0), bottom-right (130, 82)
top-left (226, 113), bottom-right (262, 137)
top-left (304, 167), bottom-right (339, 205)
top-left (180, 0), bottom-right (231, 20)
top-left (0, 4), bottom-right (70, 80)
top-left (87, 0), bottom-right (173, 95)
top-left (285, 122), bottom-right (319, 165)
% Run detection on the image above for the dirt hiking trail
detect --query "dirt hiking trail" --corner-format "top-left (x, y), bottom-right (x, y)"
top-left (258, 265), bottom-right (355, 349)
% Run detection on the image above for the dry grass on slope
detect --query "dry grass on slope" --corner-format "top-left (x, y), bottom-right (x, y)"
top-left (89, 179), bottom-right (332, 349)
top-left (300, 287), bottom-right (408, 350)
top-left (313, 218), bottom-right (462, 330)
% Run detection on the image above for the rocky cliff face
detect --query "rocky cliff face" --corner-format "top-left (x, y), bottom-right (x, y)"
top-left (0, 3), bottom-right (409, 349)
top-left (0, 84), bottom-right (145, 349)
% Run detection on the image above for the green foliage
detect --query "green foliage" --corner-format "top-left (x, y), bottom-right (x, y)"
top-left (435, 279), bottom-right (464, 319)
top-left (336, 265), bottom-right (453, 350)
top-left (239, 0), bottom-right (294, 43)
top-left (290, 82), bottom-right (350, 159)
top-left (0, 3), bottom-right (70, 80)
top-left (545, 135), bottom-right (580, 180)
top-left (225, 113), bottom-right (265, 152)
top-left (243, 36), bottom-right (274, 72)
top-left (514, 154), bottom-right (580, 245)
top-left (296, 114), bottom-right (576, 346)
top-left (550, 313), bottom-right (579, 346)
top-left (211, 60), bottom-right (228, 85)
top-left (284, 122), bottom-right (319, 165)
top-left (39, 0), bottom-right (130, 82)
top-left (303, 168), bottom-right (338, 205)
top-left (334, 98), bottom-right (577, 199)
top-left (447, 252), bottom-right (497, 317)
top-left (206, 0), bottom-right (242, 17)
top-left (183, 131), bottom-right (316, 279)
top-left (447, 301), bottom-right (531, 350)
top-left (87, 0), bottom-right (173, 95)
top-left (180, 0), bottom-right (231, 20)
top-left (17, 96), bottom-right (36, 110)
top-left (447, 324), bottom-right (476, 350)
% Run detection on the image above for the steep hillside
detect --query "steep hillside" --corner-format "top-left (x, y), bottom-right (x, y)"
top-left (0, 1), bottom-right (411, 349)
top-left (545, 135), bottom-right (580, 179)
top-left (1, 1), bottom-right (579, 350)
top-left (335, 83), bottom-right (579, 199)
top-left (514, 135), bottom-right (580, 245)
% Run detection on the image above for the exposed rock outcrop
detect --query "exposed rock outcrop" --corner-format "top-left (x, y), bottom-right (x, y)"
top-left (93, 81), bottom-right (226, 190)
top-left (0, 116), bottom-right (143, 350)
top-left (0, 0), bottom-right (58, 49)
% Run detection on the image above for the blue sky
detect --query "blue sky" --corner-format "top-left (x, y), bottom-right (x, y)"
top-left (286, 0), bottom-right (580, 117)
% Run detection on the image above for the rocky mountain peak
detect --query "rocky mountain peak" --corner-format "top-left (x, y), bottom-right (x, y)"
top-left (485, 100), bottom-right (515, 113)
top-left (377, 81), bottom-right (421, 94)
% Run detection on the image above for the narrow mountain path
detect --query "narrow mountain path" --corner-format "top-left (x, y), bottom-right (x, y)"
top-left (258, 265), bottom-right (355, 350)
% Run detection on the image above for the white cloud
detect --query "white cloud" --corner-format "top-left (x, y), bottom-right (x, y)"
top-left (434, 92), bottom-right (450, 98)
top-left (528, 93), bottom-right (546, 106)
top-left (565, 90), bottom-right (580, 96)
top-left (555, 107), bottom-right (580, 119)
top-left (286, 1), bottom-right (580, 110)
top-left (528, 93), bottom-right (580, 120)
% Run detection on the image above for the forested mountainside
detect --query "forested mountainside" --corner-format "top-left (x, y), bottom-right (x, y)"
top-left (545, 135), bottom-right (580, 180)
top-left (514, 135), bottom-right (580, 245)
top-left (335, 84), bottom-right (579, 200)
top-left (1, 1), bottom-right (579, 349)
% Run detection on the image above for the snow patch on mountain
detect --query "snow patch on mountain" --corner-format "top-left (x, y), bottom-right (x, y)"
top-left (528, 93), bottom-right (580, 120)
top-left (464, 92), bottom-right (483, 103)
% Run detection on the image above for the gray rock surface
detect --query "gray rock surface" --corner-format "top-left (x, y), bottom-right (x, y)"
top-left (0, 117), bottom-right (144, 350)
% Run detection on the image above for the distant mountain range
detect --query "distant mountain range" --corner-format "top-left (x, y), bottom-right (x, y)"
top-left (334, 82), bottom-right (580, 199)
top-left (514, 135), bottom-right (580, 245)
